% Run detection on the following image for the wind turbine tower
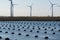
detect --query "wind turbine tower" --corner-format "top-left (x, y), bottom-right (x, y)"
top-left (49, 0), bottom-right (56, 17)
top-left (28, 5), bottom-right (32, 17)
top-left (9, 0), bottom-right (14, 17)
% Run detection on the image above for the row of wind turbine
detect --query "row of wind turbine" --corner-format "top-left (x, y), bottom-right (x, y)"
top-left (8, 0), bottom-right (60, 17)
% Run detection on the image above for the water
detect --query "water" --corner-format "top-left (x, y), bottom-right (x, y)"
top-left (0, 21), bottom-right (60, 40)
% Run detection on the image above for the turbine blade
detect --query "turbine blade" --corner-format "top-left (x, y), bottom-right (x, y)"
top-left (9, 0), bottom-right (12, 1)
top-left (27, 5), bottom-right (31, 7)
top-left (56, 5), bottom-right (60, 7)
top-left (53, 3), bottom-right (57, 5)
top-left (49, 0), bottom-right (52, 4)
top-left (13, 4), bottom-right (18, 5)
top-left (58, 5), bottom-right (60, 7)
top-left (27, 5), bottom-right (30, 7)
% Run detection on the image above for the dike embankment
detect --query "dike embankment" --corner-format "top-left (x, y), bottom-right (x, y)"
top-left (0, 16), bottom-right (60, 21)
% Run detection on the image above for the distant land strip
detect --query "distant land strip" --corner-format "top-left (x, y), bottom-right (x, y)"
top-left (0, 16), bottom-right (60, 21)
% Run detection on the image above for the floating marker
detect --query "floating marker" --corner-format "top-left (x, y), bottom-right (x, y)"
top-left (53, 32), bottom-right (55, 34)
top-left (0, 36), bottom-right (2, 39)
top-left (5, 38), bottom-right (10, 40)
top-left (5, 31), bottom-right (8, 33)
top-left (18, 33), bottom-right (21, 35)
top-left (44, 31), bottom-right (47, 34)
top-left (35, 35), bottom-right (38, 38)
top-left (26, 34), bottom-right (29, 36)
top-left (11, 32), bottom-right (14, 34)
top-left (30, 30), bottom-right (33, 32)
top-left (44, 36), bottom-right (49, 39)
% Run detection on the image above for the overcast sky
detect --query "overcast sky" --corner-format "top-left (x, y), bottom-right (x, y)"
top-left (0, 0), bottom-right (60, 17)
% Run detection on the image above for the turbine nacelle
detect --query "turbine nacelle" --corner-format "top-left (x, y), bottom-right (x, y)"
top-left (49, 0), bottom-right (56, 6)
top-left (9, 0), bottom-right (12, 1)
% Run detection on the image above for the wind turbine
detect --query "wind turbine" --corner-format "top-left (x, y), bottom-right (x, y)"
top-left (49, 0), bottom-right (56, 17)
top-left (28, 5), bottom-right (32, 17)
top-left (9, 0), bottom-right (15, 17)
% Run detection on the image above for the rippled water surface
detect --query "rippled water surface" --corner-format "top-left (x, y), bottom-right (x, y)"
top-left (0, 21), bottom-right (60, 40)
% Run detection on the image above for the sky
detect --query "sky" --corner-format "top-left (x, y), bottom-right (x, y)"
top-left (0, 0), bottom-right (60, 17)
